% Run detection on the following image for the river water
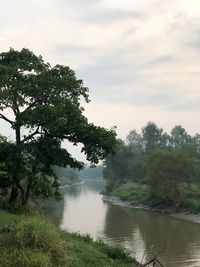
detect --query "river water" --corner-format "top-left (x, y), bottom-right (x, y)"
top-left (41, 178), bottom-right (200, 267)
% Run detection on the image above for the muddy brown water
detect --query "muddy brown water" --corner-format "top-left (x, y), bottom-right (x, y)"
top-left (41, 179), bottom-right (200, 267)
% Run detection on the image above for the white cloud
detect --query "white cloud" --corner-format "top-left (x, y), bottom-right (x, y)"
top-left (0, 0), bottom-right (200, 149)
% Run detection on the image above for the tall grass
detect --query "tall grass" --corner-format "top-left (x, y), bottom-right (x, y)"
top-left (0, 211), bottom-right (136, 267)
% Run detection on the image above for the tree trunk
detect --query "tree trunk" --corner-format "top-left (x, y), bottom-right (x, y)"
top-left (8, 186), bottom-right (18, 206)
top-left (23, 178), bottom-right (32, 207)
top-left (18, 185), bottom-right (25, 206)
top-left (14, 125), bottom-right (24, 206)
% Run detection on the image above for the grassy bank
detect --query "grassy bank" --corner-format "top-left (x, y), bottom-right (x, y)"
top-left (0, 209), bottom-right (136, 267)
top-left (112, 183), bottom-right (149, 203)
top-left (110, 183), bottom-right (200, 213)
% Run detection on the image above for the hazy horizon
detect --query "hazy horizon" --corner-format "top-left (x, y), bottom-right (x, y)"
top-left (1, 0), bottom-right (200, 161)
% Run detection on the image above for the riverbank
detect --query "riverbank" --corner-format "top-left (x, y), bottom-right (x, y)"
top-left (0, 209), bottom-right (137, 267)
top-left (103, 194), bottom-right (200, 224)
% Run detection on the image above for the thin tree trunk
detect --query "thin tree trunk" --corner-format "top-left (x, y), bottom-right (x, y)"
top-left (18, 184), bottom-right (25, 206)
top-left (8, 186), bottom-right (18, 206)
top-left (8, 125), bottom-right (24, 207)
top-left (23, 178), bottom-right (32, 206)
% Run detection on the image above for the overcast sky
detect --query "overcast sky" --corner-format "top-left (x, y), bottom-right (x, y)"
top-left (1, 0), bottom-right (200, 160)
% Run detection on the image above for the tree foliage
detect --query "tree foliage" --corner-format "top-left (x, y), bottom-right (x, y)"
top-left (104, 121), bottom-right (200, 204)
top-left (142, 121), bottom-right (164, 153)
top-left (103, 140), bottom-right (136, 191)
top-left (145, 149), bottom-right (195, 204)
top-left (0, 48), bottom-right (116, 207)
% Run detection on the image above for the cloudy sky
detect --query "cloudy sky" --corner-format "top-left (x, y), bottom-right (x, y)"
top-left (1, 0), bottom-right (200, 159)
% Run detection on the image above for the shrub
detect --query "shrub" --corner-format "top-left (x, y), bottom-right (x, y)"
top-left (182, 198), bottom-right (200, 212)
top-left (113, 183), bottom-right (149, 202)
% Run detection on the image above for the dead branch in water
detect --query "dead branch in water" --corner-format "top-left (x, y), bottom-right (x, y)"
top-left (137, 245), bottom-right (166, 267)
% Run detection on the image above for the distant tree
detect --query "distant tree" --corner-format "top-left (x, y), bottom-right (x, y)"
top-left (103, 140), bottom-right (134, 191)
top-left (193, 134), bottom-right (200, 159)
top-left (126, 129), bottom-right (145, 181)
top-left (159, 132), bottom-right (171, 149)
top-left (142, 122), bottom-right (163, 154)
top-left (145, 149), bottom-right (195, 204)
top-left (52, 166), bottom-right (78, 186)
top-left (0, 48), bottom-right (116, 207)
top-left (170, 126), bottom-right (200, 158)
top-left (126, 129), bottom-right (144, 153)
top-left (104, 122), bottom-right (200, 196)
top-left (171, 125), bottom-right (191, 147)
top-left (79, 165), bottom-right (104, 179)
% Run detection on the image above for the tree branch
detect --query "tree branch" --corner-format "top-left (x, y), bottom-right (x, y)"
top-left (24, 96), bottom-right (49, 112)
top-left (22, 126), bottom-right (40, 143)
top-left (0, 113), bottom-right (14, 125)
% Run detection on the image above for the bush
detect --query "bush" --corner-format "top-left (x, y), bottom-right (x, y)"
top-left (182, 198), bottom-right (200, 212)
top-left (113, 183), bottom-right (149, 202)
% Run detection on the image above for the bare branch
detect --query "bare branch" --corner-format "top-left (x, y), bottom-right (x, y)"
top-left (0, 113), bottom-right (14, 125)
top-left (139, 245), bottom-right (166, 267)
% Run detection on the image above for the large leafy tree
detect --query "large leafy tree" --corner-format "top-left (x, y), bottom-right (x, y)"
top-left (0, 48), bottom-right (116, 206)
top-left (145, 149), bottom-right (195, 204)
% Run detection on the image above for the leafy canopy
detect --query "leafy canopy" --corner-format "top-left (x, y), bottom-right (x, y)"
top-left (0, 48), bottom-right (116, 206)
top-left (145, 149), bottom-right (195, 204)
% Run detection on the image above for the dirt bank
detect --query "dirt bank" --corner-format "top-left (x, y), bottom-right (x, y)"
top-left (102, 195), bottom-right (200, 224)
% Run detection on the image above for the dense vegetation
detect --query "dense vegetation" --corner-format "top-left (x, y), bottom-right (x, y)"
top-left (104, 122), bottom-right (200, 211)
top-left (0, 48), bottom-right (116, 208)
top-left (0, 209), bottom-right (136, 267)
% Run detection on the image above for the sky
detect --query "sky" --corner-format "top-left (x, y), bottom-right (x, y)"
top-left (0, 0), bottom-right (200, 160)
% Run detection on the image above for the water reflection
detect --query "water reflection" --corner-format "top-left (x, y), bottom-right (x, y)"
top-left (103, 204), bottom-right (200, 266)
top-left (42, 179), bottom-right (200, 267)
top-left (60, 180), bottom-right (107, 238)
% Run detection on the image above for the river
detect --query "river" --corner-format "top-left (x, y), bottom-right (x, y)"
top-left (41, 178), bottom-right (200, 267)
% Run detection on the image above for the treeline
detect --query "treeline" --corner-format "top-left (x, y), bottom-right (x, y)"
top-left (78, 165), bottom-right (104, 179)
top-left (104, 122), bottom-right (200, 207)
top-left (52, 165), bottom-right (104, 184)
top-left (52, 166), bottom-right (79, 186)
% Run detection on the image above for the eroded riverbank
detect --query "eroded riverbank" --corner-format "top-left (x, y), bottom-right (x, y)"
top-left (102, 195), bottom-right (200, 224)
top-left (42, 179), bottom-right (200, 267)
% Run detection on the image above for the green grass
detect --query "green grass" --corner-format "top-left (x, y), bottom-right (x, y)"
top-left (111, 182), bottom-right (200, 213)
top-left (0, 210), bottom-right (136, 267)
top-left (0, 210), bottom-right (19, 226)
top-left (112, 183), bottom-right (149, 202)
